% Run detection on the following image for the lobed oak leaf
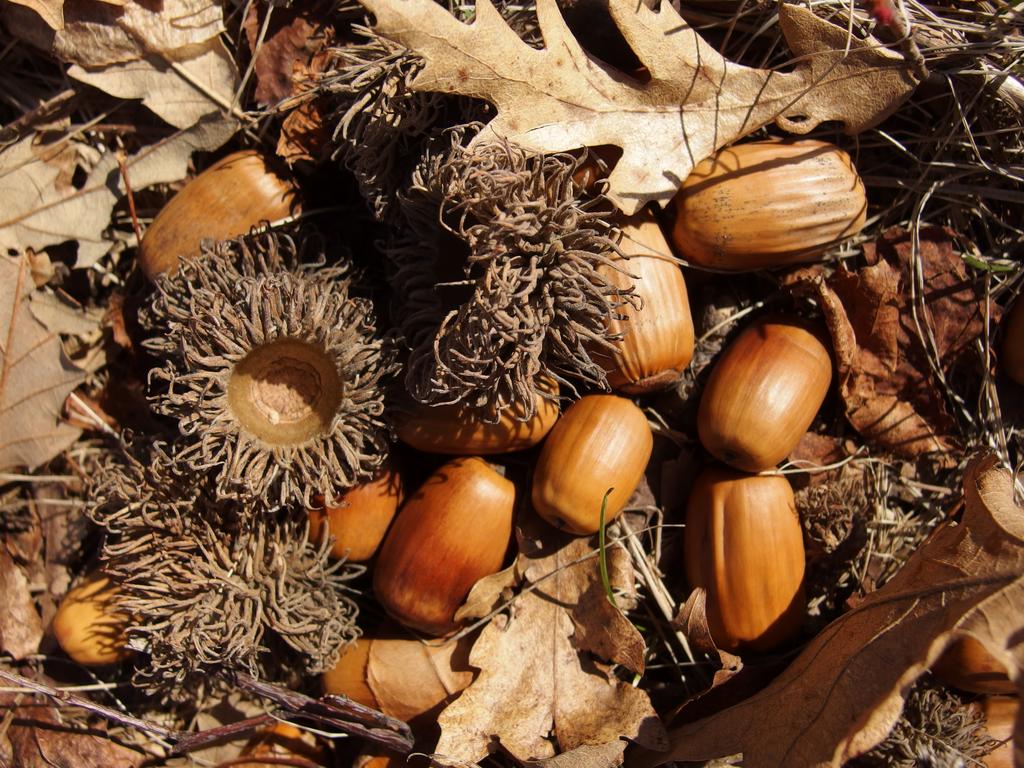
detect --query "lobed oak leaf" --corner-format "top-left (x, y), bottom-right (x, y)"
top-left (0, 550), bottom-right (44, 659)
top-left (0, 696), bottom-right (143, 768)
top-left (436, 519), bottom-right (665, 765)
top-left (0, 254), bottom-right (85, 473)
top-left (358, 0), bottom-right (918, 214)
top-left (795, 227), bottom-right (995, 459)
top-left (639, 453), bottom-right (1024, 767)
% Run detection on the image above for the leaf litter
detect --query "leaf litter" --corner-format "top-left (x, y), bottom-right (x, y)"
top-left (1, 0), bottom-right (1023, 765)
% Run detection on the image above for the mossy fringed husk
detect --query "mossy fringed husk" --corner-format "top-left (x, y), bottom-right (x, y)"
top-left (855, 680), bottom-right (1001, 767)
top-left (90, 444), bottom-right (360, 697)
top-left (315, 27), bottom-right (454, 221)
top-left (390, 135), bottom-right (634, 418)
top-left (142, 230), bottom-right (397, 510)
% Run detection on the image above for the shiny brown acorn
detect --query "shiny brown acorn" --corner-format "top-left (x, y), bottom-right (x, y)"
top-left (52, 575), bottom-right (130, 666)
top-left (669, 140), bottom-right (867, 271)
top-left (532, 394), bottom-right (653, 534)
top-left (978, 696), bottom-right (1017, 768)
top-left (1002, 297), bottom-right (1024, 385)
top-left (397, 384), bottom-right (559, 454)
top-left (698, 317), bottom-right (832, 472)
top-left (308, 462), bottom-right (402, 562)
top-left (597, 212), bottom-right (695, 394)
top-left (685, 466), bottom-right (805, 652)
top-left (138, 150), bottom-right (299, 280)
top-left (373, 457), bottom-right (515, 635)
top-left (322, 633), bottom-right (474, 724)
top-left (932, 636), bottom-right (1016, 695)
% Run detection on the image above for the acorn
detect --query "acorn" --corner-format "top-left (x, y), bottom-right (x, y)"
top-left (322, 633), bottom-right (474, 724)
top-left (532, 394), bottom-right (653, 534)
top-left (685, 466), bottom-right (806, 652)
top-left (397, 385), bottom-right (560, 455)
top-left (979, 696), bottom-right (1017, 768)
top-left (230, 722), bottom-right (326, 768)
top-left (669, 140), bottom-right (867, 271)
top-left (52, 575), bottom-right (130, 667)
top-left (1002, 297), bottom-right (1024, 385)
top-left (138, 150), bottom-right (300, 280)
top-left (698, 317), bottom-right (832, 472)
top-left (597, 212), bottom-right (695, 394)
top-left (932, 636), bottom-right (1016, 695)
top-left (373, 458), bottom-right (515, 635)
top-left (308, 462), bottom-right (403, 562)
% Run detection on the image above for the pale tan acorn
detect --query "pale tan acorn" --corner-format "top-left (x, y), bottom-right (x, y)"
top-left (308, 462), bottom-right (403, 562)
top-left (685, 466), bottom-right (806, 652)
top-left (373, 457), bottom-right (515, 635)
top-left (697, 317), bottom-right (832, 472)
top-left (597, 211), bottom-right (695, 394)
top-left (396, 383), bottom-right (560, 455)
top-left (669, 140), bottom-right (867, 271)
top-left (532, 394), bottom-right (653, 534)
top-left (138, 150), bottom-right (300, 280)
top-left (52, 575), bottom-right (130, 667)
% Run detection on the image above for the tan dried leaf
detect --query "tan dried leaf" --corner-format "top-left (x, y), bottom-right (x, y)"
top-left (0, 137), bottom-right (119, 266)
top-left (7, 0), bottom-right (63, 30)
top-left (0, 120), bottom-right (236, 267)
top-left (435, 523), bottom-right (665, 765)
top-left (8, 0), bottom-right (224, 68)
top-left (0, 697), bottom-right (143, 768)
top-left (0, 254), bottom-right (84, 473)
top-left (69, 40), bottom-right (239, 130)
top-left (643, 453), bottom-right (1024, 768)
top-left (526, 740), bottom-right (627, 767)
top-left (367, 636), bottom-right (475, 724)
top-left (359, 0), bottom-right (917, 214)
top-left (0, 550), bottom-right (44, 659)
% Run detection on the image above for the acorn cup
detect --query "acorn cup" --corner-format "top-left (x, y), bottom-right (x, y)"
top-left (669, 139), bottom-right (867, 271)
top-left (308, 461), bottom-right (403, 562)
top-left (1002, 297), bottom-right (1024, 385)
top-left (697, 316), bottom-right (833, 472)
top-left (396, 384), bottom-right (560, 455)
top-left (138, 150), bottom-right (300, 280)
top-left (932, 636), bottom-right (1016, 695)
top-left (532, 394), bottom-right (653, 535)
top-left (52, 574), bottom-right (131, 667)
top-left (373, 457), bottom-right (515, 635)
top-left (597, 211), bottom-right (695, 394)
top-left (684, 466), bottom-right (806, 652)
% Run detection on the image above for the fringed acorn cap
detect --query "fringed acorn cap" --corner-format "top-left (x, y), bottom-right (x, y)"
top-left (141, 230), bottom-right (397, 510)
top-left (100, 499), bottom-right (360, 696)
top-left (317, 27), bottom-right (453, 221)
top-left (391, 136), bottom-right (634, 418)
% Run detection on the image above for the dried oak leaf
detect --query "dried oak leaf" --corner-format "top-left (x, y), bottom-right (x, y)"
top-left (0, 549), bottom-right (44, 659)
top-left (798, 227), bottom-right (993, 458)
top-left (243, 2), bottom-right (333, 106)
top-left (0, 255), bottom-right (84, 473)
top-left (0, 698), bottom-right (142, 768)
top-left (435, 519), bottom-right (664, 765)
top-left (358, 0), bottom-right (917, 214)
top-left (641, 453), bottom-right (1024, 768)
top-left (4, 0), bottom-right (238, 132)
